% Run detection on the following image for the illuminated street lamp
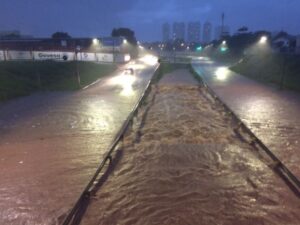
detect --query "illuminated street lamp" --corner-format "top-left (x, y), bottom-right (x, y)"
top-left (123, 39), bottom-right (128, 44)
top-left (220, 40), bottom-right (228, 53)
top-left (259, 36), bottom-right (268, 44)
top-left (92, 38), bottom-right (101, 52)
top-left (75, 45), bottom-right (81, 87)
top-left (196, 46), bottom-right (202, 52)
top-left (93, 38), bottom-right (99, 45)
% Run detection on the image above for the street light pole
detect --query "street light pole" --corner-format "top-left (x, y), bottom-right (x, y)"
top-left (113, 38), bottom-right (115, 63)
top-left (280, 54), bottom-right (287, 90)
top-left (75, 46), bottom-right (81, 88)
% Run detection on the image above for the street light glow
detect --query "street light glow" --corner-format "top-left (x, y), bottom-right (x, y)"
top-left (93, 38), bottom-right (99, 45)
top-left (140, 54), bottom-right (158, 66)
top-left (196, 46), bottom-right (202, 51)
top-left (222, 40), bottom-right (226, 45)
top-left (220, 47), bottom-right (228, 52)
top-left (123, 39), bottom-right (128, 44)
top-left (259, 36), bottom-right (268, 44)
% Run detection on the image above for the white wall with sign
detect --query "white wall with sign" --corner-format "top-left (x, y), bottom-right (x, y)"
top-left (7, 51), bottom-right (32, 60)
top-left (96, 53), bottom-right (114, 62)
top-left (115, 54), bottom-right (131, 63)
top-left (0, 51), bottom-right (5, 61)
top-left (101, 46), bottom-right (121, 52)
top-left (0, 50), bottom-right (131, 63)
top-left (77, 52), bottom-right (97, 61)
top-left (33, 51), bottom-right (75, 61)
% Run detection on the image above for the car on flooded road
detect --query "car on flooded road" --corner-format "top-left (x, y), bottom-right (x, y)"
top-left (123, 68), bottom-right (135, 75)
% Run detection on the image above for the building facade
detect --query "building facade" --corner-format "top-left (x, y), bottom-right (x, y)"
top-left (187, 22), bottom-right (201, 43)
top-left (202, 22), bottom-right (212, 44)
top-left (173, 22), bottom-right (185, 41)
top-left (162, 23), bottom-right (171, 43)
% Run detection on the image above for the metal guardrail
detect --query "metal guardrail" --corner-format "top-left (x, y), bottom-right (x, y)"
top-left (62, 65), bottom-right (160, 225)
top-left (193, 64), bottom-right (300, 197)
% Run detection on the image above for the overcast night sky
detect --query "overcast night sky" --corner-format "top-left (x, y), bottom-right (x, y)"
top-left (0, 0), bottom-right (299, 41)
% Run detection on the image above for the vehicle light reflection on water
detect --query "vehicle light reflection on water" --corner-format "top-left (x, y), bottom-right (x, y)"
top-left (108, 74), bottom-right (137, 97)
top-left (215, 67), bottom-right (230, 81)
top-left (140, 54), bottom-right (158, 66)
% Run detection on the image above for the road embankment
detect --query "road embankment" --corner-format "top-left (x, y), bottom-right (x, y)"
top-left (231, 53), bottom-right (300, 91)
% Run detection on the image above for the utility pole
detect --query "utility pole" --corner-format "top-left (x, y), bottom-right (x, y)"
top-left (75, 46), bottom-right (81, 88)
top-left (113, 38), bottom-right (115, 63)
top-left (221, 12), bottom-right (225, 38)
top-left (280, 54), bottom-right (287, 90)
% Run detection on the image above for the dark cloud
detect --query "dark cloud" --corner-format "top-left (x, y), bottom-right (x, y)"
top-left (0, 0), bottom-right (299, 41)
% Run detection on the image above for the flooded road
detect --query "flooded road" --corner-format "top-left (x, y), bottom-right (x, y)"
top-left (192, 58), bottom-right (300, 178)
top-left (81, 69), bottom-right (300, 225)
top-left (0, 56), bottom-right (158, 224)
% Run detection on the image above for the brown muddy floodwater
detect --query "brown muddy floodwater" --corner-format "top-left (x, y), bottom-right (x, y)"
top-left (192, 59), bottom-right (300, 178)
top-left (0, 59), bottom-right (158, 225)
top-left (81, 70), bottom-right (300, 225)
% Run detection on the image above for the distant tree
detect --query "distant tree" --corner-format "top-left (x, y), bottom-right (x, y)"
top-left (111, 28), bottom-right (137, 46)
top-left (237, 26), bottom-right (249, 33)
top-left (51, 32), bottom-right (71, 39)
top-left (274, 31), bottom-right (289, 40)
top-left (1, 33), bottom-right (21, 40)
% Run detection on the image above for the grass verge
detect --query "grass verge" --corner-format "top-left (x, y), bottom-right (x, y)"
top-left (0, 61), bottom-right (117, 101)
top-left (231, 53), bottom-right (300, 91)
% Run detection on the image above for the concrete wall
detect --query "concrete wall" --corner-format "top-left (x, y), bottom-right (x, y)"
top-left (0, 50), bottom-right (130, 63)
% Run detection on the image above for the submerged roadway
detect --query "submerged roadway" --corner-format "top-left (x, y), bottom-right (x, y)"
top-left (0, 55), bottom-right (158, 225)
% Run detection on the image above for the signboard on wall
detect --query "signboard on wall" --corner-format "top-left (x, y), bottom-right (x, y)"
top-left (8, 51), bottom-right (32, 60)
top-left (115, 54), bottom-right (131, 63)
top-left (0, 51), bottom-right (5, 61)
top-left (96, 53), bottom-right (114, 62)
top-left (33, 51), bottom-right (75, 61)
top-left (77, 52), bottom-right (97, 61)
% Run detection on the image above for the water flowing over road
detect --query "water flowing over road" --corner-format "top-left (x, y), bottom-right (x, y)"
top-left (192, 57), bottom-right (300, 179)
top-left (0, 56), bottom-right (158, 225)
top-left (81, 69), bottom-right (300, 225)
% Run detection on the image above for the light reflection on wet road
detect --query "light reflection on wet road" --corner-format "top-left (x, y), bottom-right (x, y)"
top-left (0, 57), bottom-right (158, 225)
top-left (192, 58), bottom-right (300, 178)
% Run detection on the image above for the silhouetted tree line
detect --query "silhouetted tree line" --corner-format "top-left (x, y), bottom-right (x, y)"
top-left (111, 27), bottom-right (138, 58)
top-left (111, 28), bottom-right (137, 46)
top-left (51, 32), bottom-right (71, 39)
